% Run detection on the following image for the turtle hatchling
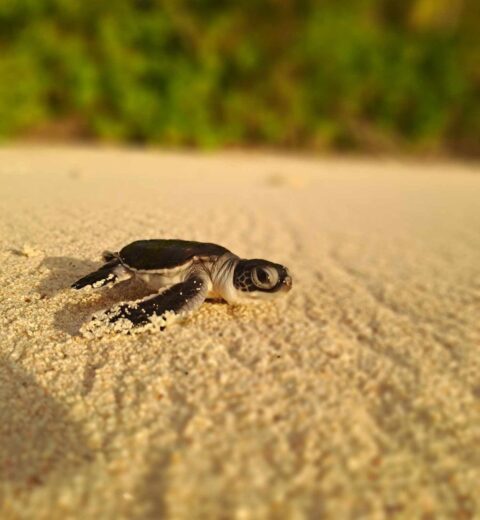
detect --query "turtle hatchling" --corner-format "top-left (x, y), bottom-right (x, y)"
top-left (72, 239), bottom-right (293, 331)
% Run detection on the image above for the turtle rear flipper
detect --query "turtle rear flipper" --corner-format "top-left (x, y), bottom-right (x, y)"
top-left (96, 275), bottom-right (208, 329)
top-left (102, 250), bottom-right (118, 262)
top-left (71, 260), bottom-right (129, 290)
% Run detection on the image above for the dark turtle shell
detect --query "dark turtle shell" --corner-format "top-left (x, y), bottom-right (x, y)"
top-left (118, 239), bottom-right (231, 271)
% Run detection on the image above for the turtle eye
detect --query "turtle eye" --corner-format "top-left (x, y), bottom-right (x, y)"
top-left (252, 266), bottom-right (278, 289)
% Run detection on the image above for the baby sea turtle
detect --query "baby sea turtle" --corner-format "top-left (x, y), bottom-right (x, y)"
top-left (72, 239), bottom-right (292, 330)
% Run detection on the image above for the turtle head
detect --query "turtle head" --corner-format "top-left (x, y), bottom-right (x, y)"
top-left (232, 259), bottom-right (292, 301)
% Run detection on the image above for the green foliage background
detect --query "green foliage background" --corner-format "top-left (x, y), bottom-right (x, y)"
top-left (0, 0), bottom-right (478, 154)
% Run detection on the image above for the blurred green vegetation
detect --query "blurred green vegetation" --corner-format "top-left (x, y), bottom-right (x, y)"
top-left (0, 0), bottom-right (478, 154)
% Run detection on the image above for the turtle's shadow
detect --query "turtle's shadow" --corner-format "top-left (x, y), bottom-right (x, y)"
top-left (38, 256), bottom-right (154, 336)
top-left (37, 256), bottom-right (99, 297)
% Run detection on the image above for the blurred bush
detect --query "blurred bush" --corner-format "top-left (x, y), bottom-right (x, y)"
top-left (0, 0), bottom-right (478, 154)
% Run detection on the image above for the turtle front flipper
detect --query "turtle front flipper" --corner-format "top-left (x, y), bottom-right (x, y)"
top-left (90, 275), bottom-right (209, 331)
top-left (71, 260), bottom-right (130, 290)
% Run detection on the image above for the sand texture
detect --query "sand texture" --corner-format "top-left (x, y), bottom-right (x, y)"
top-left (0, 147), bottom-right (479, 519)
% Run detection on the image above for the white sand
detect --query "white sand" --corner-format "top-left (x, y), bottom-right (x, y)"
top-left (0, 146), bottom-right (479, 519)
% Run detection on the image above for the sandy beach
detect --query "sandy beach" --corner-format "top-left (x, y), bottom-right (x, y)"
top-left (0, 146), bottom-right (479, 519)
